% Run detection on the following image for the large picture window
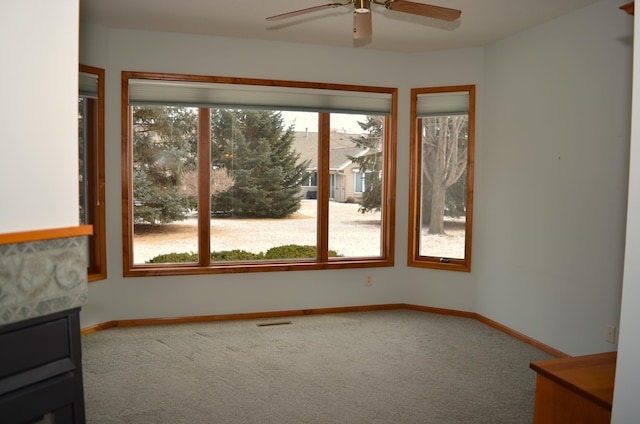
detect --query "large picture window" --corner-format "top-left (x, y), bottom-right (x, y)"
top-left (408, 85), bottom-right (475, 272)
top-left (79, 65), bottom-right (106, 281)
top-left (122, 72), bottom-right (396, 276)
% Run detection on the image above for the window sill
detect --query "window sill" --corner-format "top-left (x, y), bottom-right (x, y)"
top-left (123, 257), bottom-right (394, 277)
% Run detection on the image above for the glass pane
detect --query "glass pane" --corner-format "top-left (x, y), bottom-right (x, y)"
top-left (78, 96), bottom-right (92, 268)
top-left (328, 113), bottom-right (383, 258)
top-left (209, 109), bottom-right (318, 261)
top-left (418, 114), bottom-right (468, 259)
top-left (78, 97), bottom-right (89, 225)
top-left (131, 105), bottom-right (199, 265)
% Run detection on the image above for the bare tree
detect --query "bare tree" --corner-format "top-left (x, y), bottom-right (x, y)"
top-left (422, 115), bottom-right (468, 234)
top-left (180, 168), bottom-right (235, 199)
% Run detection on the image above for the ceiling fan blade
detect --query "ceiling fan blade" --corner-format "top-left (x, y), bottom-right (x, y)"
top-left (353, 12), bottom-right (372, 39)
top-left (385, 0), bottom-right (461, 21)
top-left (266, 3), bottom-right (347, 21)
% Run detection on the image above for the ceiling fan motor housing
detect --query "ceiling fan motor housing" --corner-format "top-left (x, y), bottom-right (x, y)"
top-left (355, 0), bottom-right (371, 13)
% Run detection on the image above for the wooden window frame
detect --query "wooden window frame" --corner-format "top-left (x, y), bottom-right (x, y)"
top-left (79, 64), bottom-right (107, 281)
top-left (408, 85), bottom-right (475, 272)
top-left (121, 71), bottom-right (397, 277)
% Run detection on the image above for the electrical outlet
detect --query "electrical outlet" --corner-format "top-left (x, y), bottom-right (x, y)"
top-left (365, 275), bottom-right (373, 286)
top-left (606, 325), bottom-right (617, 344)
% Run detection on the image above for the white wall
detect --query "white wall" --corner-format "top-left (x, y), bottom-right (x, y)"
top-left (612, 8), bottom-right (640, 423)
top-left (79, 27), bottom-right (484, 327)
top-left (477, 0), bottom-right (632, 355)
top-left (0, 0), bottom-right (79, 233)
top-left (78, 0), bottom-right (632, 361)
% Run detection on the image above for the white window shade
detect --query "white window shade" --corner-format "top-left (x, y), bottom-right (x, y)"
top-left (128, 79), bottom-right (393, 115)
top-left (79, 72), bottom-right (99, 98)
top-left (417, 91), bottom-right (469, 117)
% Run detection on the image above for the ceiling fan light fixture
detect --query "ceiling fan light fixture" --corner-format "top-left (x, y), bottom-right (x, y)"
top-left (354, 0), bottom-right (371, 13)
top-left (267, 0), bottom-right (462, 39)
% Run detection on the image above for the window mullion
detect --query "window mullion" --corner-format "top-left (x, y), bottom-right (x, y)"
top-left (317, 113), bottom-right (331, 262)
top-left (123, 105), bottom-right (135, 272)
top-left (409, 116), bottom-right (422, 262)
top-left (198, 108), bottom-right (211, 267)
top-left (382, 115), bottom-right (394, 260)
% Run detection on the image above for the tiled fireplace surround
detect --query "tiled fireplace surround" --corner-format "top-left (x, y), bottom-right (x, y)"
top-left (0, 228), bottom-right (90, 424)
top-left (0, 235), bottom-right (88, 326)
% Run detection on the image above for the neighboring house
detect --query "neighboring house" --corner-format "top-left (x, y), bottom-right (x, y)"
top-left (292, 130), bottom-right (369, 203)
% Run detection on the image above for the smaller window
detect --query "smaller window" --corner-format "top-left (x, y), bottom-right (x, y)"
top-left (355, 171), bottom-right (365, 193)
top-left (79, 65), bottom-right (106, 281)
top-left (303, 171), bottom-right (318, 187)
top-left (408, 85), bottom-right (475, 272)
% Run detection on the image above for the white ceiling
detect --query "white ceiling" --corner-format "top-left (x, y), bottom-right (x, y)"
top-left (80, 0), bottom-right (603, 53)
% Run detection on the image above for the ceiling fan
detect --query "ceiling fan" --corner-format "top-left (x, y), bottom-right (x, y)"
top-left (266, 0), bottom-right (462, 39)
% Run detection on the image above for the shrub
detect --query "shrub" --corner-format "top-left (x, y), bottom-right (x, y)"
top-left (263, 244), bottom-right (341, 259)
top-left (210, 250), bottom-right (262, 261)
top-left (264, 244), bottom-right (317, 259)
top-left (147, 252), bottom-right (198, 263)
top-left (147, 244), bottom-right (342, 263)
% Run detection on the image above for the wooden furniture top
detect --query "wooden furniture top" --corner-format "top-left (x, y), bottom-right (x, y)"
top-left (620, 2), bottom-right (634, 15)
top-left (0, 225), bottom-right (93, 245)
top-left (530, 351), bottom-right (617, 411)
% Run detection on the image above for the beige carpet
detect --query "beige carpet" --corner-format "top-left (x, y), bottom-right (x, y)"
top-left (81, 309), bottom-right (553, 423)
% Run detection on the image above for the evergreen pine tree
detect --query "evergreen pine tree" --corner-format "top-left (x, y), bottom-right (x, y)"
top-left (349, 116), bottom-right (384, 213)
top-left (132, 106), bottom-right (198, 225)
top-left (211, 109), bottom-right (309, 218)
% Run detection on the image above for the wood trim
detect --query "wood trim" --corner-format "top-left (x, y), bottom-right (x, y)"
top-left (120, 70), bottom-right (397, 275)
top-left (198, 108), bottom-right (212, 267)
top-left (402, 303), bottom-right (478, 319)
top-left (121, 92), bottom-right (134, 274)
top-left (0, 225), bottom-right (93, 246)
top-left (80, 64), bottom-right (107, 283)
top-left (475, 314), bottom-right (570, 358)
top-left (407, 85), bottom-right (475, 273)
top-left (403, 304), bottom-right (571, 359)
top-left (318, 113), bottom-right (331, 262)
top-left (80, 321), bottom-right (117, 336)
top-left (620, 2), bottom-right (634, 15)
top-left (123, 257), bottom-right (394, 277)
top-left (407, 110), bottom-right (421, 263)
top-left (465, 85), bottom-right (476, 269)
top-left (122, 71), bottom-right (398, 94)
top-left (384, 102), bottom-right (398, 263)
top-left (80, 303), bottom-right (568, 358)
top-left (81, 304), bottom-right (404, 333)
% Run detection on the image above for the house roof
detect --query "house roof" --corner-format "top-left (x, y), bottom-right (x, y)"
top-left (292, 131), bottom-right (368, 171)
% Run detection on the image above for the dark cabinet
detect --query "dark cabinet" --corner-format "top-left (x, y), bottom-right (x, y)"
top-left (0, 308), bottom-right (85, 423)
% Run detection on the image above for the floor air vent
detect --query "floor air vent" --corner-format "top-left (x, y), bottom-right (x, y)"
top-left (256, 321), bottom-right (292, 327)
